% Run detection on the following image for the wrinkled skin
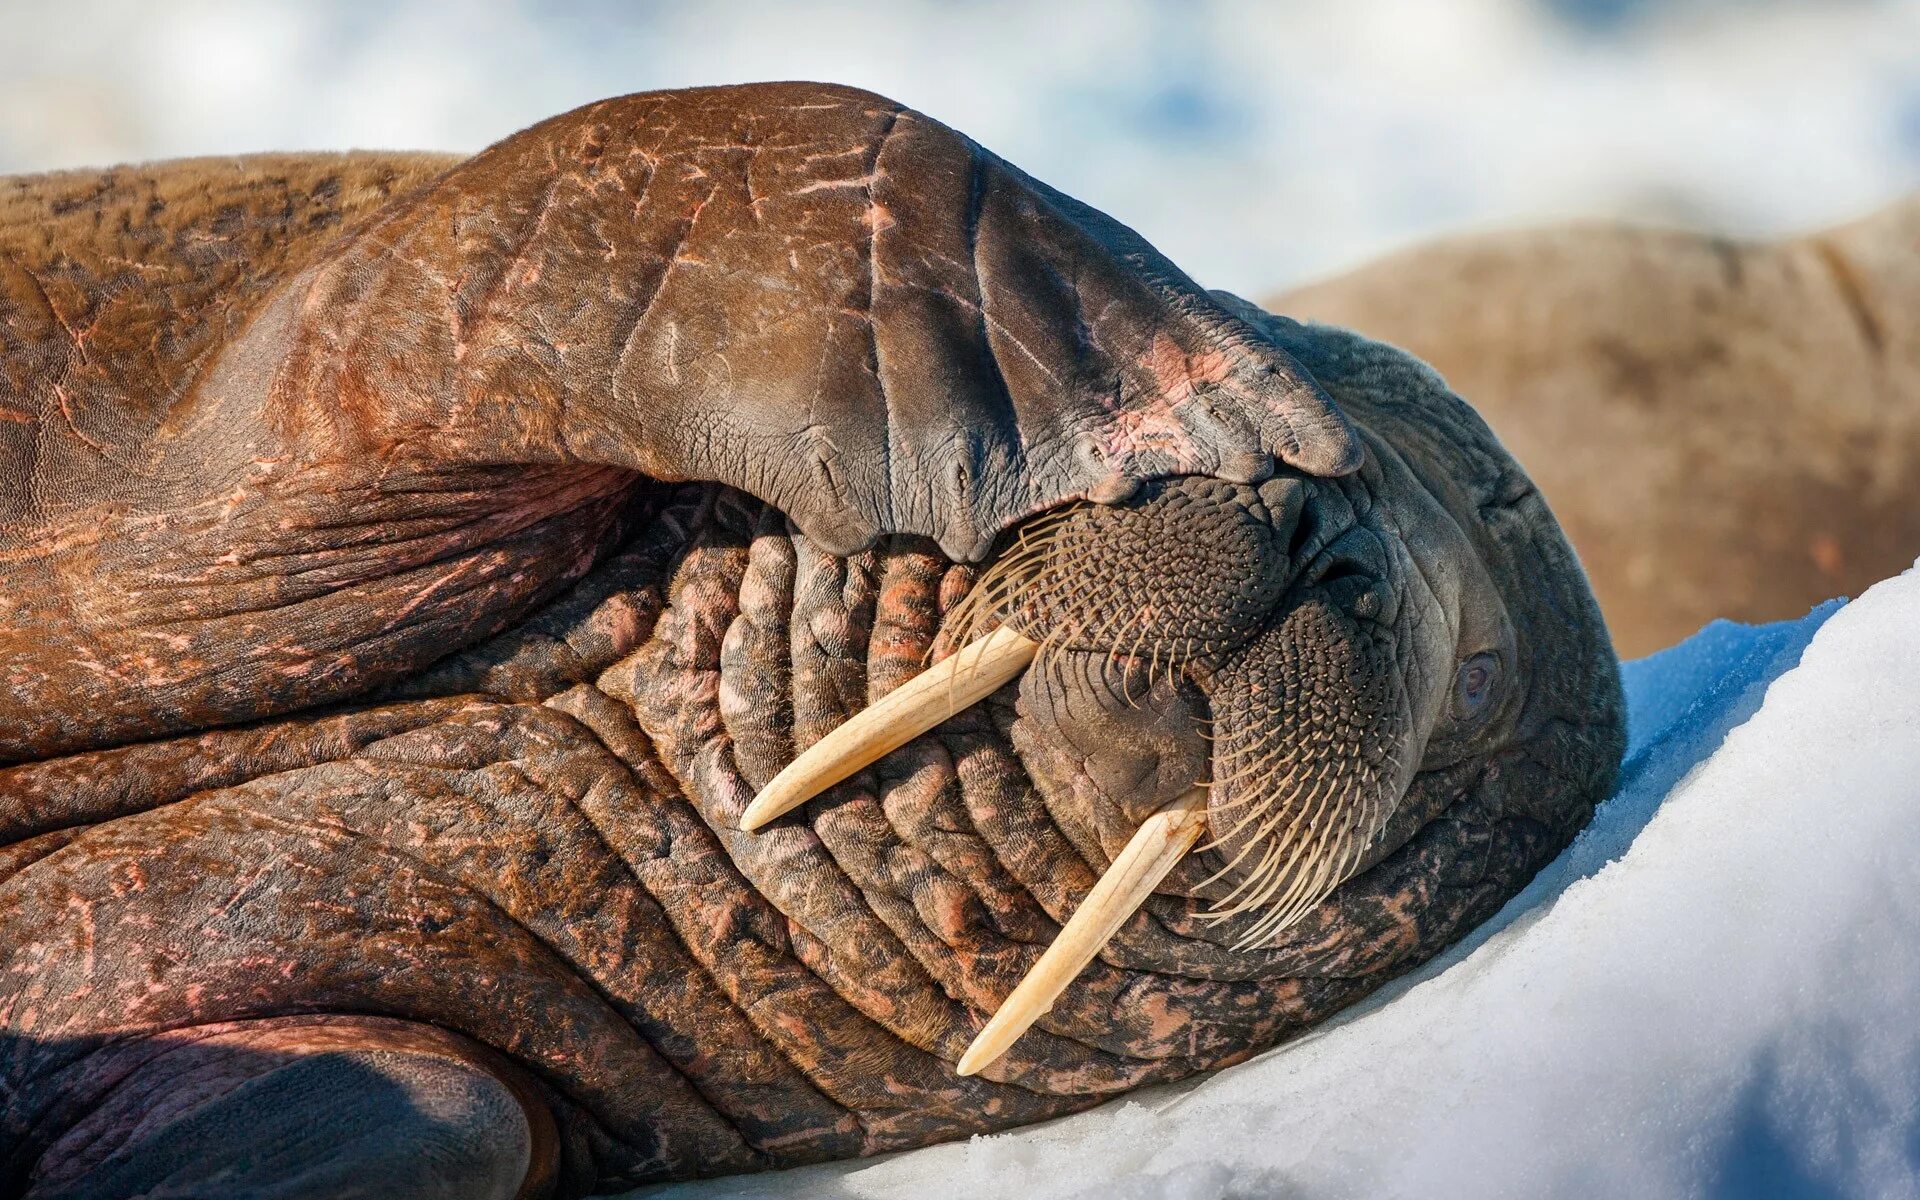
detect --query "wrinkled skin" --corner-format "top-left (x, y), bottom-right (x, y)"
top-left (0, 85), bottom-right (1623, 1198)
top-left (0, 82), bottom-right (1359, 766)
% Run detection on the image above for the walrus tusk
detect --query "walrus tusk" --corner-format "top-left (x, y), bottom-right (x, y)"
top-left (956, 786), bottom-right (1211, 1077)
top-left (738, 625), bottom-right (1039, 832)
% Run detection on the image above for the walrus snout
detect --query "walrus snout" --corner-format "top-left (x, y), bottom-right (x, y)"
top-left (734, 470), bottom-right (1427, 1065)
top-left (687, 325), bottom-right (1623, 1087)
top-left (975, 473), bottom-right (1426, 949)
top-left (1195, 587), bottom-right (1418, 947)
top-left (741, 473), bottom-right (1312, 840)
top-left (968, 473), bottom-right (1319, 890)
top-left (992, 474), bottom-right (1301, 663)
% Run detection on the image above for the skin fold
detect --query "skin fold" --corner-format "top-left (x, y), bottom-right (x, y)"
top-left (1, 81), bottom-right (1364, 765)
top-left (1272, 196), bottom-right (1920, 656)
top-left (0, 84), bottom-right (1624, 1197)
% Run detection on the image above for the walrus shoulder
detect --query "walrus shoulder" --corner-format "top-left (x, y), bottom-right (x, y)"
top-left (0, 151), bottom-right (459, 518)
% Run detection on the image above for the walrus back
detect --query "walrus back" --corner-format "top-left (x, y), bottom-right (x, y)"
top-left (0, 151), bottom-right (457, 526)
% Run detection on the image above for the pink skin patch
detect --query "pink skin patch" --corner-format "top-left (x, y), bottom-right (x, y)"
top-left (1088, 333), bottom-right (1242, 472)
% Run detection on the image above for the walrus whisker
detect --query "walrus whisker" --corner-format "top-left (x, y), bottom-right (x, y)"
top-left (1208, 762), bottom-right (1403, 949)
top-left (1241, 761), bottom-right (1343, 850)
top-left (1203, 738), bottom-right (1305, 795)
top-left (940, 509), bottom-right (1073, 650)
top-left (1201, 837), bottom-right (1283, 907)
top-left (738, 626), bottom-right (1038, 831)
top-left (1193, 718), bottom-right (1299, 793)
top-left (1118, 618), bottom-right (1154, 707)
top-left (1264, 816), bottom-right (1345, 933)
top-left (941, 503), bottom-right (1212, 704)
top-left (1243, 833), bottom-right (1348, 948)
top-left (1200, 766), bottom-right (1347, 909)
top-left (1197, 800), bottom-right (1313, 906)
top-left (1193, 773), bottom-right (1321, 890)
top-left (956, 786), bottom-right (1210, 1076)
top-left (1223, 810), bottom-right (1338, 941)
top-left (1214, 752), bottom-right (1325, 840)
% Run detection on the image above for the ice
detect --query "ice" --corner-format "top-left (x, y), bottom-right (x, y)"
top-left (654, 562), bottom-right (1920, 1199)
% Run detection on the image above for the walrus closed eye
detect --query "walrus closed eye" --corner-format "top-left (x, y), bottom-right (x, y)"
top-left (0, 83), bottom-right (1623, 1198)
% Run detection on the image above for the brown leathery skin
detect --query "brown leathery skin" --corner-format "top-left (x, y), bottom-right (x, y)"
top-left (0, 84), bottom-right (1621, 1196)
top-left (0, 400), bottom-right (1622, 1192)
top-left (1271, 197), bottom-right (1920, 655)
top-left (2, 81), bottom-right (1361, 766)
top-left (0, 149), bottom-right (460, 520)
top-left (2, 463), bottom-right (1611, 1193)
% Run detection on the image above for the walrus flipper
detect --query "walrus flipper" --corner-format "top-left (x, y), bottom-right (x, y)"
top-left (227, 83), bottom-right (1359, 562)
top-left (0, 84), bottom-right (1358, 762)
top-left (22, 1019), bottom-right (553, 1200)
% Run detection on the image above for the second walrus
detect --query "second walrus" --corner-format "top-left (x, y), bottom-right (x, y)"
top-left (1275, 198), bottom-right (1920, 655)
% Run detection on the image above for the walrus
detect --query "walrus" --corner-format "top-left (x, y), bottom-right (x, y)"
top-left (0, 83), bottom-right (1623, 1197)
top-left (1272, 197), bottom-right (1920, 656)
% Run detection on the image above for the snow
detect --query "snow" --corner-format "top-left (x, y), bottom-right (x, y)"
top-left (651, 562), bottom-right (1920, 1199)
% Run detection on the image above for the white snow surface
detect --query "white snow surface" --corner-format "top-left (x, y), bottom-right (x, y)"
top-left (652, 563), bottom-right (1920, 1199)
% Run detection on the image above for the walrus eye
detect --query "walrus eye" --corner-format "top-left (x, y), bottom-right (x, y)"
top-left (1453, 652), bottom-right (1500, 722)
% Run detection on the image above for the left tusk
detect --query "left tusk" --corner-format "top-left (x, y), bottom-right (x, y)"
top-left (956, 785), bottom-right (1210, 1077)
top-left (738, 625), bottom-right (1039, 832)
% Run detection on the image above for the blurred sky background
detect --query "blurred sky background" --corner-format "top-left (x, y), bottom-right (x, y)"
top-left (1, 0), bottom-right (1916, 295)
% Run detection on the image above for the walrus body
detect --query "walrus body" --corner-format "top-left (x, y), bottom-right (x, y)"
top-left (1273, 199), bottom-right (1920, 656)
top-left (0, 86), bottom-right (1622, 1197)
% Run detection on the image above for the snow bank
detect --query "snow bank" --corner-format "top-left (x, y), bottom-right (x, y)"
top-left (655, 563), bottom-right (1920, 1199)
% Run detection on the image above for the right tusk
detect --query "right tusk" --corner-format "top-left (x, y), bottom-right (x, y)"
top-left (738, 625), bottom-right (1039, 832)
top-left (956, 785), bottom-right (1211, 1077)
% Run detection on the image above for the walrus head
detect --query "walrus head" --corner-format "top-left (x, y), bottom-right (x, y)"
top-left (641, 308), bottom-right (1625, 1084)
